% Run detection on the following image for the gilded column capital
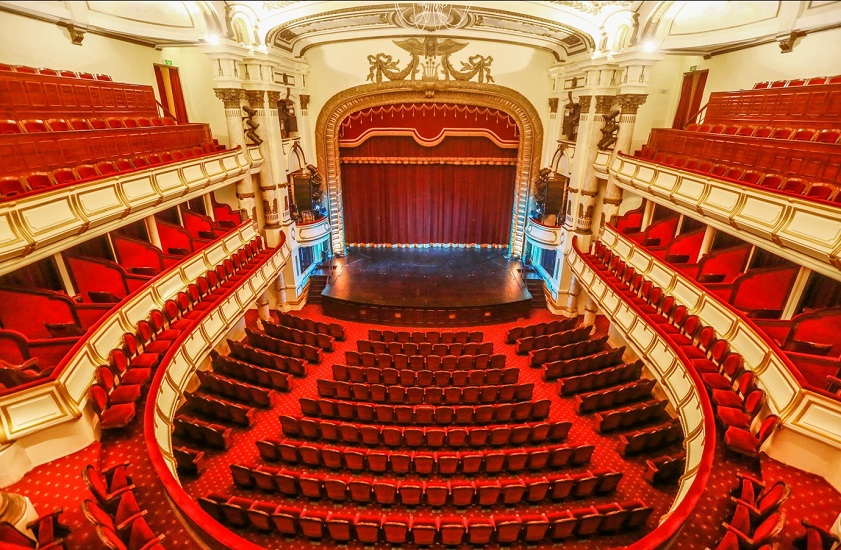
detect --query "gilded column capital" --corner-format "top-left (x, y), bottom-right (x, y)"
top-left (213, 88), bottom-right (245, 109)
top-left (578, 94), bottom-right (592, 112)
top-left (300, 94), bottom-right (310, 111)
top-left (244, 90), bottom-right (266, 108)
top-left (594, 95), bottom-right (618, 115)
top-left (616, 93), bottom-right (648, 114)
top-left (266, 90), bottom-right (282, 105)
top-left (548, 97), bottom-right (559, 114)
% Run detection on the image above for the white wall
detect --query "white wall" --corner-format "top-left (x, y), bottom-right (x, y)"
top-left (304, 37), bottom-right (556, 163)
top-left (0, 11), bottom-right (162, 89)
top-left (632, 54), bottom-right (703, 153)
top-left (698, 26), bottom-right (841, 102)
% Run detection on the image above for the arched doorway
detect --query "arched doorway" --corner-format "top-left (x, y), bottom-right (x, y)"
top-left (315, 80), bottom-right (543, 257)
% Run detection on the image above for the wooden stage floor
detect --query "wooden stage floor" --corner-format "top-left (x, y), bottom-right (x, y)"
top-left (318, 248), bottom-right (533, 325)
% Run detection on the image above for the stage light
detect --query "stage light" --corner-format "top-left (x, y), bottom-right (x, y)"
top-left (205, 34), bottom-right (220, 45)
top-left (643, 40), bottom-right (657, 52)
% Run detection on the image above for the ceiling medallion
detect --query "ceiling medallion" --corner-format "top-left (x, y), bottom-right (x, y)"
top-left (393, 2), bottom-right (470, 31)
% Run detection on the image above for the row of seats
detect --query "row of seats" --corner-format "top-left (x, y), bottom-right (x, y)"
top-left (245, 329), bottom-right (322, 364)
top-left (316, 379), bottom-right (533, 404)
top-left (618, 418), bottom-right (683, 456)
top-left (505, 317), bottom-right (578, 344)
top-left (595, 399), bottom-right (670, 433)
top-left (590, 240), bottom-right (783, 456)
top-left (263, 319), bottom-right (334, 351)
top-left (331, 363), bottom-right (519, 386)
top-left (574, 378), bottom-right (656, 414)
top-left (199, 495), bottom-right (654, 544)
top-left (558, 359), bottom-right (643, 395)
top-left (683, 123), bottom-right (841, 143)
top-left (514, 325), bottom-right (591, 354)
top-left (0, 64), bottom-right (110, 79)
top-left (754, 75), bottom-right (841, 88)
top-left (81, 463), bottom-right (165, 550)
top-left (0, 115), bottom-right (175, 133)
top-left (209, 351), bottom-right (292, 391)
top-left (274, 310), bottom-right (345, 340)
top-left (528, 335), bottom-right (609, 367)
top-left (368, 328), bottom-right (483, 344)
top-left (299, 397), bottom-right (552, 425)
top-left (195, 370), bottom-right (274, 409)
top-left (227, 339), bottom-right (307, 377)
top-left (256, 438), bottom-right (595, 475)
top-left (345, 350), bottom-right (506, 370)
top-left (0, 146), bottom-right (215, 199)
top-left (638, 148), bottom-right (841, 203)
top-left (643, 452), bottom-right (686, 485)
top-left (174, 414), bottom-right (233, 449)
top-left (710, 473), bottom-right (788, 549)
top-left (229, 463), bottom-right (622, 506)
top-left (356, 339), bottom-right (494, 356)
top-left (279, 415), bottom-right (572, 447)
top-left (183, 390), bottom-right (256, 427)
top-left (544, 346), bottom-right (626, 380)
top-left (91, 236), bottom-right (268, 429)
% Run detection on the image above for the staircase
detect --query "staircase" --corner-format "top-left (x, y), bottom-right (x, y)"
top-left (526, 278), bottom-right (547, 308)
top-left (306, 273), bottom-right (328, 304)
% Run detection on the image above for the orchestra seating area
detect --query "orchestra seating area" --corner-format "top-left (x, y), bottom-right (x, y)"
top-left (0, 63), bottom-right (226, 200)
top-left (633, 74), bottom-right (841, 203)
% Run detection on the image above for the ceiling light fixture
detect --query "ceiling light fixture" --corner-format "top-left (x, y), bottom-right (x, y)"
top-left (394, 2), bottom-right (470, 31)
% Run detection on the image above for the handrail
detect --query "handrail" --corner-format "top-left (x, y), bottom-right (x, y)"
top-left (145, 235), bottom-right (289, 550)
top-left (155, 98), bottom-right (178, 123)
top-left (684, 102), bottom-right (708, 128)
top-left (0, 220), bottom-right (258, 443)
top-left (568, 236), bottom-right (716, 550)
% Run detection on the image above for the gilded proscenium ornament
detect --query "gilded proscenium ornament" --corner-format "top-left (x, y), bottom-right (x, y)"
top-left (366, 37), bottom-right (493, 84)
top-left (549, 97), bottom-right (559, 114)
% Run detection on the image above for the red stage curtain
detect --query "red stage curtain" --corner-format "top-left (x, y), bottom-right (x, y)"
top-left (341, 161), bottom-right (515, 245)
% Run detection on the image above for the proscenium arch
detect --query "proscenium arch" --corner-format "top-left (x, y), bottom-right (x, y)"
top-left (315, 80), bottom-right (543, 257)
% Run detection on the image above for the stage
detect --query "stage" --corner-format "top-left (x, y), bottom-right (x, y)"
top-left (319, 248), bottom-right (533, 326)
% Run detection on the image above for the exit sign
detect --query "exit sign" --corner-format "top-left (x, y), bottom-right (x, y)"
top-left (165, 60), bottom-right (173, 66)
top-left (689, 65), bottom-right (698, 71)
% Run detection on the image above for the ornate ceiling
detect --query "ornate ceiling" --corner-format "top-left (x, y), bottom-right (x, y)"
top-left (0, 1), bottom-right (839, 60)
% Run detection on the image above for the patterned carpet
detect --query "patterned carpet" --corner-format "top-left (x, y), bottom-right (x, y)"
top-left (4, 304), bottom-right (840, 549)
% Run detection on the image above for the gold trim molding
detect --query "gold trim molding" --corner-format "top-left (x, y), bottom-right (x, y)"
top-left (315, 80), bottom-right (543, 256)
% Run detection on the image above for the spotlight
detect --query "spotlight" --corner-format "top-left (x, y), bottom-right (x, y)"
top-left (205, 34), bottom-right (220, 45)
top-left (643, 40), bottom-right (657, 53)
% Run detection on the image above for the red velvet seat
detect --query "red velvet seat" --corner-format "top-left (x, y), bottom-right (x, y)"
top-left (89, 384), bottom-right (136, 430)
top-left (410, 517), bottom-right (438, 545)
top-left (724, 414), bottom-right (780, 459)
top-left (439, 517), bottom-right (466, 545)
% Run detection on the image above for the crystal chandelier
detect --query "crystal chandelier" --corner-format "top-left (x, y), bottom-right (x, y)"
top-left (394, 2), bottom-right (470, 31)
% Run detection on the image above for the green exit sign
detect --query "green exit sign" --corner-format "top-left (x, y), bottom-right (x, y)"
top-left (689, 65), bottom-right (698, 71)
top-left (165, 59), bottom-right (173, 66)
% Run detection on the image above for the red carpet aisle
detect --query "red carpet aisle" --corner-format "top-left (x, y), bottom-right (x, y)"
top-left (180, 306), bottom-right (680, 550)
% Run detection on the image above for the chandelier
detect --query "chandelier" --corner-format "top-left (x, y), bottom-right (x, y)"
top-left (394, 2), bottom-right (470, 31)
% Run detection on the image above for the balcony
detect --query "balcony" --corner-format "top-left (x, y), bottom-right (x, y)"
top-left (604, 152), bottom-right (841, 282)
top-left (0, 146), bottom-right (264, 277)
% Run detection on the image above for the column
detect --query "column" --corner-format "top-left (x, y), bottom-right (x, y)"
top-left (0, 491), bottom-right (37, 538)
top-left (244, 90), bottom-right (280, 231)
top-left (583, 295), bottom-right (598, 326)
top-left (781, 267), bottom-right (811, 320)
top-left (53, 253), bottom-right (76, 297)
top-left (697, 226), bottom-right (716, 262)
top-left (544, 97), bottom-right (561, 164)
top-left (601, 93), bottom-right (648, 232)
top-left (214, 88), bottom-right (255, 222)
top-left (256, 291), bottom-right (271, 322)
top-left (640, 200), bottom-right (655, 231)
top-left (144, 215), bottom-right (162, 249)
top-left (203, 193), bottom-right (216, 221)
top-left (566, 274), bottom-right (580, 314)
